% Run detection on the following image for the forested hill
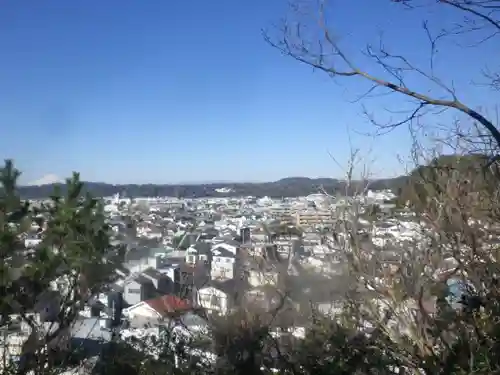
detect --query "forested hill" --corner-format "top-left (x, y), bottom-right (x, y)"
top-left (18, 155), bottom-right (488, 199)
top-left (17, 177), bottom-right (396, 199)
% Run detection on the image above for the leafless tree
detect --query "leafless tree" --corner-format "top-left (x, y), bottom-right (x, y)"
top-left (263, 4), bottom-right (500, 370)
top-left (265, 0), bottom-right (500, 158)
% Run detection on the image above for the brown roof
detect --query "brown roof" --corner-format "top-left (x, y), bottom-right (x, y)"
top-left (144, 294), bottom-right (191, 317)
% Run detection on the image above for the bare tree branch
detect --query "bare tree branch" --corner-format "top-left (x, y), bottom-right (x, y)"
top-left (264, 0), bottom-right (500, 149)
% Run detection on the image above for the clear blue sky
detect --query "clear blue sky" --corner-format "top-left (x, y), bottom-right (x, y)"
top-left (0, 0), bottom-right (497, 184)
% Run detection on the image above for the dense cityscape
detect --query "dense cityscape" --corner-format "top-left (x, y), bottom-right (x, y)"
top-left (1, 0), bottom-right (499, 373)
top-left (1, 180), bottom-right (468, 372)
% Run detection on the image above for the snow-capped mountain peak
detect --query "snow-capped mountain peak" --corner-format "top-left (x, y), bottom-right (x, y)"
top-left (27, 174), bottom-right (64, 186)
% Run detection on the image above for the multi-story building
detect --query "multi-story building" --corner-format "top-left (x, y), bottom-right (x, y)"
top-left (269, 203), bottom-right (296, 220)
top-left (296, 209), bottom-right (335, 227)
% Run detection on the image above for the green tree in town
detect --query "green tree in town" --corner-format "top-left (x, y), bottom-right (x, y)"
top-left (0, 160), bottom-right (125, 374)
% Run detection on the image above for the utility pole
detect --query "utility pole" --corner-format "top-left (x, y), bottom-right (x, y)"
top-left (100, 291), bottom-right (123, 374)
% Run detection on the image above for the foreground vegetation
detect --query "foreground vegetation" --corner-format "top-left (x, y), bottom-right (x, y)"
top-left (2, 148), bottom-right (500, 375)
top-left (2, 0), bottom-right (500, 374)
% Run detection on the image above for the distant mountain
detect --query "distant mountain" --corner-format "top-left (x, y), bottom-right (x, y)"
top-left (17, 176), bottom-right (401, 199)
top-left (18, 154), bottom-right (488, 199)
top-left (26, 174), bottom-right (64, 186)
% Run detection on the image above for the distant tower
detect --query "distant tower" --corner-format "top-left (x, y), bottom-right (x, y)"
top-left (240, 227), bottom-right (251, 244)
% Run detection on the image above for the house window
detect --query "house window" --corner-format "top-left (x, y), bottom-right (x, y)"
top-left (200, 294), bottom-right (212, 304)
top-left (128, 288), bottom-right (141, 294)
top-left (216, 267), bottom-right (232, 279)
top-left (210, 295), bottom-right (221, 307)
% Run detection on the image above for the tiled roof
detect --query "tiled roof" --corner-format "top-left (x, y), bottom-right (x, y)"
top-left (144, 294), bottom-right (191, 317)
top-left (211, 246), bottom-right (235, 258)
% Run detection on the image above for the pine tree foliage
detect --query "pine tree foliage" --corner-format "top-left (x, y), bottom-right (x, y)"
top-left (0, 160), bottom-right (125, 375)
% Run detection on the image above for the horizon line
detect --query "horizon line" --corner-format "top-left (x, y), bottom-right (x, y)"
top-left (20, 174), bottom-right (405, 187)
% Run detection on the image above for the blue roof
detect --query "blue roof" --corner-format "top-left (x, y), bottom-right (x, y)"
top-left (446, 279), bottom-right (469, 303)
top-left (71, 318), bottom-right (111, 341)
top-left (70, 318), bottom-right (112, 358)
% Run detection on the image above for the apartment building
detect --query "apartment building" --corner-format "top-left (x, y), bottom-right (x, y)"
top-left (296, 209), bottom-right (335, 227)
top-left (269, 203), bottom-right (296, 220)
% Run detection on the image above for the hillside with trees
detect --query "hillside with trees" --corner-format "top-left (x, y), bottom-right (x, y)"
top-left (18, 155), bottom-right (492, 200)
top-left (17, 177), bottom-right (360, 199)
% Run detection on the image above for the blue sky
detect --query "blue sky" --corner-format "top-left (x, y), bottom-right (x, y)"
top-left (0, 0), bottom-right (497, 184)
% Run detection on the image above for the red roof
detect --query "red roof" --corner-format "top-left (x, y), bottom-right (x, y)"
top-left (144, 295), bottom-right (192, 317)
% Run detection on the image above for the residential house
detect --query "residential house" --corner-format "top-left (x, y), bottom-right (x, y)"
top-left (317, 301), bottom-right (345, 318)
top-left (243, 250), bottom-right (281, 288)
top-left (0, 317), bottom-right (71, 372)
top-left (243, 285), bottom-right (283, 312)
top-left (177, 262), bottom-right (211, 304)
top-left (163, 222), bottom-right (178, 237)
top-left (211, 234), bottom-right (239, 247)
top-left (122, 269), bottom-right (174, 306)
top-left (197, 285), bottom-right (228, 316)
top-left (185, 242), bottom-right (211, 266)
top-left (197, 279), bottom-right (241, 316)
top-left (210, 246), bottom-right (236, 280)
top-left (198, 227), bottom-right (218, 241)
top-left (64, 317), bottom-right (123, 375)
top-left (302, 232), bottom-right (322, 253)
top-left (24, 232), bottom-right (42, 249)
top-left (115, 265), bottom-right (131, 279)
top-left (122, 277), bottom-right (150, 305)
top-left (214, 239), bottom-right (240, 255)
top-left (250, 230), bottom-right (268, 242)
top-left (247, 267), bottom-right (279, 288)
top-left (247, 243), bottom-right (265, 257)
top-left (123, 294), bottom-right (191, 325)
top-left (141, 267), bottom-right (175, 291)
top-left (275, 236), bottom-right (302, 259)
top-left (124, 245), bottom-right (153, 266)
